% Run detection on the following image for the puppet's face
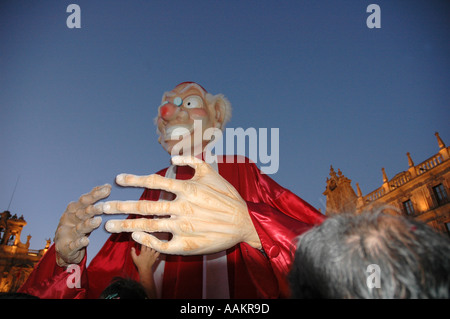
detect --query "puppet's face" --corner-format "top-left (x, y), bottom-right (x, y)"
top-left (156, 83), bottom-right (228, 155)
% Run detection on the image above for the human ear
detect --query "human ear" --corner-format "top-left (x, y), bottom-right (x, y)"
top-left (209, 94), bottom-right (231, 130)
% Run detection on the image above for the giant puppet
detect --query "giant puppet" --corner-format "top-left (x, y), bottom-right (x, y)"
top-left (20, 82), bottom-right (325, 298)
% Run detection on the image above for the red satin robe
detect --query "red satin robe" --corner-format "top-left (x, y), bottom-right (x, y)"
top-left (19, 156), bottom-right (325, 299)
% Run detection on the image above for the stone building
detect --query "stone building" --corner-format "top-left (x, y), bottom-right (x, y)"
top-left (323, 132), bottom-right (450, 234)
top-left (0, 211), bottom-right (50, 293)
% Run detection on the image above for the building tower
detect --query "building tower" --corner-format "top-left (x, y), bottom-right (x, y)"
top-left (323, 166), bottom-right (358, 215)
top-left (0, 211), bottom-right (50, 293)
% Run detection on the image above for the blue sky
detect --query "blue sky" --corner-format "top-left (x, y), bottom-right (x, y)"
top-left (1, 0), bottom-right (449, 264)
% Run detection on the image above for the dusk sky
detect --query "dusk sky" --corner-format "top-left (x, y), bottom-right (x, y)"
top-left (1, 0), bottom-right (449, 264)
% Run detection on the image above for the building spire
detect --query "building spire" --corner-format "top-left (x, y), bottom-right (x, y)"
top-left (382, 167), bottom-right (388, 183)
top-left (406, 152), bottom-right (414, 167)
top-left (356, 182), bottom-right (363, 197)
top-left (435, 132), bottom-right (445, 149)
top-left (329, 165), bottom-right (337, 179)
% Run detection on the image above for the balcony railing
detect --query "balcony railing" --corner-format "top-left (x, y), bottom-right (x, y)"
top-left (364, 152), bottom-right (447, 203)
top-left (416, 153), bottom-right (444, 175)
top-left (390, 171), bottom-right (411, 189)
top-left (365, 187), bottom-right (386, 202)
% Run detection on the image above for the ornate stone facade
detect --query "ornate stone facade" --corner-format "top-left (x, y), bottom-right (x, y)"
top-left (323, 132), bottom-right (450, 234)
top-left (0, 211), bottom-right (50, 293)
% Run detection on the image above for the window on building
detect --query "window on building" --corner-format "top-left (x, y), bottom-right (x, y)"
top-left (7, 235), bottom-right (15, 246)
top-left (433, 184), bottom-right (448, 206)
top-left (403, 199), bottom-right (415, 215)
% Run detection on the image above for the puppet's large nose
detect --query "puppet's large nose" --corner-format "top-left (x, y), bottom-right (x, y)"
top-left (160, 102), bottom-right (177, 121)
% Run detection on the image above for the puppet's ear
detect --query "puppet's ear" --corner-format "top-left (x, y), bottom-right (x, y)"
top-left (208, 93), bottom-right (232, 130)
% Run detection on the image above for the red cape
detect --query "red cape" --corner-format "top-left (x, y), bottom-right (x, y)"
top-left (19, 156), bottom-right (325, 298)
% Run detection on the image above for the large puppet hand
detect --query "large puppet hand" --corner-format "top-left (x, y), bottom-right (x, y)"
top-left (100, 156), bottom-right (262, 255)
top-left (54, 184), bottom-right (111, 267)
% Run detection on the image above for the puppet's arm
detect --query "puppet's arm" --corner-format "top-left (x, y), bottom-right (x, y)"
top-left (54, 184), bottom-right (111, 266)
top-left (98, 156), bottom-right (262, 255)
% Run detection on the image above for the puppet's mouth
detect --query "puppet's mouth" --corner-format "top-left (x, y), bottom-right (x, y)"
top-left (164, 124), bottom-right (193, 141)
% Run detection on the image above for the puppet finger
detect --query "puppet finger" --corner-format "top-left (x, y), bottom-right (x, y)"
top-left (115, 173), bottom-right (188, 195)
top-left (73, 204), bottom-right (103, 221)
top-left (67, 185), bottom-right (111, 214)
top-left (105, 217), bottom-right (173, 233)
top-left (68, 236), bottom-right (89, 251)
top-left (75, 216), bottom-right (102, 235)
top-left (171, 155), bottom-right (203, 166)
top-left (66, 201), bottom-right (82, 214)
top-left (79, 184), bottom-right (112, 206)
top-left (98, 200), bottom-right (181, 216)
